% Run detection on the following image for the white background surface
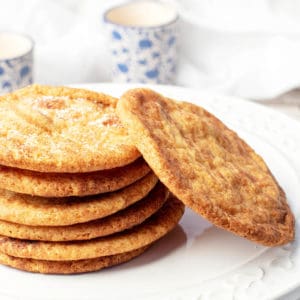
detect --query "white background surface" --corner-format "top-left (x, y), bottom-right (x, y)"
top-left (2, 0), bottom-right (300, 99)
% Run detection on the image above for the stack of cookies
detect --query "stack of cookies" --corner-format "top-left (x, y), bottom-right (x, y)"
top-left (0, 84), bottom-right (295, 275)
top-left (0, 85), bottom-right (184, 274)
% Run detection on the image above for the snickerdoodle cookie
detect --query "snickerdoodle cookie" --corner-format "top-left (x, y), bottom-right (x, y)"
top-left (0, 182), bottom-right (168, 241)
top-left (0, 246), bottom-right (149, 274)
top-left (117, 88), bottom-right (294, 246)
top-left (0, 157), bottom-right (150, 197)
top-left (0, 172), bottom-right (157, 226)
top-left (0, 197), bottom-right (184, 260)
top-left (0, 85), bottom-right (140, 173)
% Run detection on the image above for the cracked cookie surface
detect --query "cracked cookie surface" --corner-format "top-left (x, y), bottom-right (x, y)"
top-left (117, 88), bottom-right (295, 246)
top-left (0, 85), bottom-right (140, 172)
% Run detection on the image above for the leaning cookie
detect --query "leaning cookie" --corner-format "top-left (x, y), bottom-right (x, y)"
top-left (117, 88), bottom-right (295, 246)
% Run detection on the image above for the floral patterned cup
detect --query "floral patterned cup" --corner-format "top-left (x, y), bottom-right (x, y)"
top-left (104, 1), bottom-right (178, 84)
top-left (0, 32), bottom-right (33, 94)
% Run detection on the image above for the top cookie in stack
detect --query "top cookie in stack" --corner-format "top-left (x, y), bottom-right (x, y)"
top-left (0, 85), bottom-right (185, 274)
top-left (0, 84), bottom-right (140, 174)
top-left (0, 85), bottom-right (150, 197)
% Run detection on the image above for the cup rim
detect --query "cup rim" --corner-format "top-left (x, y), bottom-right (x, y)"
top-left (0, 31), bottom-right (34, 62)
top-left (103, 0), bottom-right (179, 29)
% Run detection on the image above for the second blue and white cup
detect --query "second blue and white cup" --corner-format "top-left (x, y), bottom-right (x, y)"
top-left (0, 32), bottom-right (34, 94)
top-left (104, 0), bottom-right (178, 84)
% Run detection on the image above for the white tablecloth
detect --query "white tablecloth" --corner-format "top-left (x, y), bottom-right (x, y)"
top-left (2, 0), bottom-right (300, 100)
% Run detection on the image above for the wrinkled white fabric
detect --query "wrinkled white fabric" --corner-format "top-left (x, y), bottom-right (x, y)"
top-left (1, 0), bottom-right (300, 100)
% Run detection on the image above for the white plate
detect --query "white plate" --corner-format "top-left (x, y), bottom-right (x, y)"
top-left (1, 83), bottom-right (300, 300)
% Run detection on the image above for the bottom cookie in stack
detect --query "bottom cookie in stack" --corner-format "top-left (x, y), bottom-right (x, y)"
top-left (0, 247), bottom-right (149, 274)
top-left (0, 196), bottom-right (184, 274)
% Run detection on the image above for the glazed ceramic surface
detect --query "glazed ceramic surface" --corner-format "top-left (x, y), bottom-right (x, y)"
top-left (0, 32), bottom-right (33, 93)
top-left (103, 1), bottom-right (178, 84)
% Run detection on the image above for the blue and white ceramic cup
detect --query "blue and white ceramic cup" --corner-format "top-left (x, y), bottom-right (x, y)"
top-left (104, 1), bottom-right (178, 84)
top-left (0, 32), bottom-right (33, 94)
